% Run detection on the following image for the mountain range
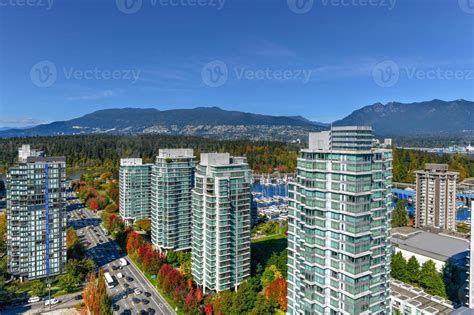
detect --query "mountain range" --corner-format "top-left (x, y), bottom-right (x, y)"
top-left (0, 99), bottom-right (472, 141)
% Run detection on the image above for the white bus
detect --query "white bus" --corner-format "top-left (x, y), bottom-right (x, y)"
top-left (104, 272), bottom-right (115, 288)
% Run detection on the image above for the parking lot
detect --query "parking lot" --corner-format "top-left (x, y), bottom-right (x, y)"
top-left (69, 202), bottom-right (175, 315)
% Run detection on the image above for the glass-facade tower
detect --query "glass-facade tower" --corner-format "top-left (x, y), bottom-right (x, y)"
top-left (119, 158), bottom-right (152, 224)
top-left (191, 153), bottom-right (252, 293)
top-left (6, 146), bottom-right (67, 281)
top-left (287, 126), bottom-right (393, 315)
top-left (151, 149), bottom-right (195, 251)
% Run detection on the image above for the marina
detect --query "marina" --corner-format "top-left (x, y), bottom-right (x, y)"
top-left (251, 177), bottom-right (289, 222)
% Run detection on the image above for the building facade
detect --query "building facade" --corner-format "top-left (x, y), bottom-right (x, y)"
top-left (6, 146), bottom-right (67, 281)
top-left (468, 203), bottom-right (474, 308)
top-left (415, 164), bottom-right (458, 231)
top-left (287, 126), bottom-right (393, 315)
top-left (151, 149), bottom-right (195, 251)
top-left (191, 153), bottom-right (252, 293)
top-left (119, 158), bottom-right (152, 224)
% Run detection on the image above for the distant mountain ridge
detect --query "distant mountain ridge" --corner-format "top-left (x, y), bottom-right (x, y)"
top-left (0, 107), bottom-right (325, 141)
top-left (333, 99), bottom-right (473, 136)
top-left (0, 99), bottom-right (472, 140)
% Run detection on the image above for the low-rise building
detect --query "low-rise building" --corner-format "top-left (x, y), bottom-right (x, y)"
top-left (390, 280), bottom-right (454, 315)
top-left (391, 227), bottom-right (469, 272)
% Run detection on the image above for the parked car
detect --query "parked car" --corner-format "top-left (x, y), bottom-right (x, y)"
top-left (134, 288), bottom-right (142, 295)
top-left (144, 291), bottom-right (151, 297)
top-left (132, 297), bottom-right (140, 304)
top-left (142, 299), bottom-right (149, 305)
top-left (44, 298), bottom-right (60, 306)
top-left (113, 304), bottom-right (120, 311)
top-left (27, 296), bottom-right (40, 303)
top-left (117, 272), bottom-right (124, 279)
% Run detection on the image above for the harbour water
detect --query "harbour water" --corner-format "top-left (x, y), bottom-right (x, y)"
top-left (251, 183), bottom-right (288, 198)
top-left (393, 200), bottom-right (471, 222)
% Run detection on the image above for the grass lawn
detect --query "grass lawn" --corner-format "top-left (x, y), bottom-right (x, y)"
top-left (251, 235), bottom-right (287, 270)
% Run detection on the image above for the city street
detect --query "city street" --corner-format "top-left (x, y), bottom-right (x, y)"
top-left (69, 201), bottom-right (175, 315)
top-left (1, 292), bottom-right (82, 315)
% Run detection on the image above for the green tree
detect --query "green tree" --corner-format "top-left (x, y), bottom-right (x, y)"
top-left (66, 258), bottom-right (96, 283)
top-left (229, 281), bottom-right (258, 314)
top-left (392, 200), bottom-right (409, 227)
top-left (406, 256), bottom-right (421, 285)
top-left (390, 252), bottom-right (408, 282)
top-left (58, 273), bottom-right (80, 293)
top-left (99, 294), bottom-right (112, 315)
top-left (420, 260), bottom-right (447, 298)
top-left (166, 250), bottom-right (178, 266)
top-left (249, 294), bottom-right (278, 315)
top-left (30, 280), bottom-right (46, 297)
top-left (266, 249), bottom-right (288, 278)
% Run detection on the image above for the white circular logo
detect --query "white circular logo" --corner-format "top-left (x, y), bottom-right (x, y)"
top-left (372, 60), bottom-right (399, 88)
top-left (30, 60), bottom-right (57, 88)
top-left (201, 60), bottom-right (228, 87)
top-left (459, 0), bottom-right (474, 14)
top-left (287, 0), bottom-right (314, 14)
top-left (116, 0), bottom-right (143, 14)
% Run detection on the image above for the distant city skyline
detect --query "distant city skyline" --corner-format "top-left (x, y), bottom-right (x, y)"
top-left (1, 0), bottom-right (473, 127)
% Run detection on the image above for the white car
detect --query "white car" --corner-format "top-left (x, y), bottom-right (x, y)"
top-left (119, 258), bottom-right (128, 267)
top-left (28, 296), bottom-right (40, 303)
top-left (134, 288), bottom-right (142, 295)
top-left (44, 298), bottom-right (60, 306)
top-left (117, 272), bottom-right (124, 279)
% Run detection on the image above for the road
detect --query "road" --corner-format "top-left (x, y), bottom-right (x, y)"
top-left (69, 203), bottom-right (175, 315)
top-left (1, 292), bottom-right (82, 315)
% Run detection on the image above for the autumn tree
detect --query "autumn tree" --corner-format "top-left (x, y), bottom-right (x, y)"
top-left (265, 278), bottom-right (288, 311)
top-left (83, 270), bottom-right (111, 315)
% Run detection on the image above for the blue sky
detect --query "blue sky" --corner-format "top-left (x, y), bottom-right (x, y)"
top-left (0, 0), bottom-right (473, 127)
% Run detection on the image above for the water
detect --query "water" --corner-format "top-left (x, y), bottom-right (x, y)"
top-left (68, 169), bottom-right (85, 181)
top-left (392, 199), bottom-right (471, 221)
top-left (251, 183), bottom-right (288, 197)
